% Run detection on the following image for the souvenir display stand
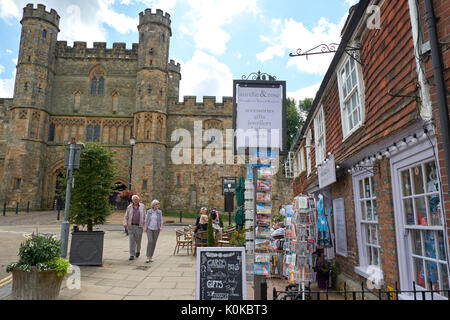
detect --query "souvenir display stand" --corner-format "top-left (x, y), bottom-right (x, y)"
top-left (253, 166), bottom-right (274, 278)
top-left (284, 196), bottom-right (317, 299)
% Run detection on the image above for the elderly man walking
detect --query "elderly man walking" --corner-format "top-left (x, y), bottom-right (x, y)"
top-left (123, 195), bottom-right (146, 260)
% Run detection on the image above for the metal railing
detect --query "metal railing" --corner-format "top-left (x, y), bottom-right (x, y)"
top-left (273, 281), bottom-right (450, 301)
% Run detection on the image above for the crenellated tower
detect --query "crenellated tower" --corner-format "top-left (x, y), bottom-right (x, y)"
top-left (1, 4), bottom-right (59, 208)
top-left (133, 9), bottom-right (173, 206)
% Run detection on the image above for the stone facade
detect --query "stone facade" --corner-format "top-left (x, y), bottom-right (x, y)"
top-left (0, 4), bottom-right (292, 213)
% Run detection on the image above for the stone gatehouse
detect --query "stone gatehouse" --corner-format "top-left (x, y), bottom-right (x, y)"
top-left (0, 3), bottom-right (292, 213)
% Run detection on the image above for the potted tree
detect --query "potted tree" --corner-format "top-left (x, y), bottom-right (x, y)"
top-left (63, 142), bottom-right (117, 266)
top-left (6, 233), bottom-right (70, 300)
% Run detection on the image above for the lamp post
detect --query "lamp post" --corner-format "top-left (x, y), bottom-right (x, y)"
top-left (128, 136), bottom-right (136, 191)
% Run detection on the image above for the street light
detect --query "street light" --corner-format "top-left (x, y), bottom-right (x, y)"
top-left (128, 136), bottom-right (136, 191)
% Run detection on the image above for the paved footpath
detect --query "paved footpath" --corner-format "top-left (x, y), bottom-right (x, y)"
top-left (0, 211), bottom-right (295, 300)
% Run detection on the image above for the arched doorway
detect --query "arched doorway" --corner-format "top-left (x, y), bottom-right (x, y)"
top-left (110, 182), bottom-right (128, 210)
top-left (54, 169), bottom-right (65, 209)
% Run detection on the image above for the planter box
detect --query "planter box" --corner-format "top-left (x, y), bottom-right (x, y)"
top-left (69, 231), bottom-right (105, 266)
top-left (11, 268), bottom-right (64, 300)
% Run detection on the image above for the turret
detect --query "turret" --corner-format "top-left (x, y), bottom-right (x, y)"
top-left (14, 3), bottom-right (59, 110)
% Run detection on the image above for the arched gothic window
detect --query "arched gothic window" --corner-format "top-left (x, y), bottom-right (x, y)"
top-left (90, 66), bottom-right (105, 95)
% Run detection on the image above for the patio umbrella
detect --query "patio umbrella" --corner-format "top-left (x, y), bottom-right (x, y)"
top-left (234, 175), bottom-right (245, 230)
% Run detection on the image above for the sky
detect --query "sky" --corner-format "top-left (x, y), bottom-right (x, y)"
top-left (0, 0), bottom-right (358, 104)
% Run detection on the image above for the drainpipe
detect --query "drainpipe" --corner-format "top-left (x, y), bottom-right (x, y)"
top-left (424, 0), bottom-right (450, 196)
top-left (408, 0), bottom-right (432, 121)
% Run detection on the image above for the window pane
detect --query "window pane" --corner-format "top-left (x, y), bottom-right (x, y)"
top-left (439, 264), bottom-right (449, 297)
top-left (425, 161), bottom-right (439, 193)
top-left (373, 247), bottom-right (379, 266)
top-left (414, 257), bottom-right (426, 288)
top-left (404, 198), bottom-right (415, 225)
top-left (415, 197), bottom-right (428, 226)
top-left (91, 77), bottom-right (97, 94)
top-left (412, 165), bottom-right (424, 195)
top-left (411, 229), bottom-right (423, 256)
top-left (351, 68), bottom-right (357, 90)
top-left (366, 200), bottom-right (373, 220)
top-left (367, 245), bottom-right (373, 265)
top-left (437, 231), bottom-right (446, 261)
top-left (86, 125), bottom-right (93, 142)
top-left (424, 230), bottom-right (437, 259)
top-left (428, 195), bottom-right (442, 226)
top-left (361, 201), bottom-right (367, 220)
top-left (98, 78), bottom-right (104, 95)
top-left (373, 200), bottom-right (378, 221)
top-left (365, 224), bottom-right (372, 244)
top-left (359, 180), bottom-right (364, 199)
top-left (364, 178), bottom-right (371, 198)
top-left (401, 169), bottom-right (412, 196)
top-left (93, 125), bottom-right (101, 142)
top-left (372, 225), bottom-right (379, 245)
top-left (426, 261), bottom-right (439, 291)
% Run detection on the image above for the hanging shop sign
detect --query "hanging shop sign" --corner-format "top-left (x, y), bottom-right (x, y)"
top-left (196, 247), bottom-right (247, 300)
top-left (232, 79), bottom-right (287, 155)
top-left (332, 198), bottom-right (348, 257)
top-left (318, 154), bottom-right (337, 189)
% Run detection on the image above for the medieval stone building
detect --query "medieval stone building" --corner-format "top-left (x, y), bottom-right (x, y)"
top-left (0, 4), bottom-right (292, 212)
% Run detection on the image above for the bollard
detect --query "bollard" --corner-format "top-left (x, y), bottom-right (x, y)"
top-left (261, 281), bottom-right (267, 300)
top-left (3, 202), bottom-right (5, 216)
top-left (27, 201), bottom-right (30, 213)
top-left (16, 202), bottom-right (19, 215)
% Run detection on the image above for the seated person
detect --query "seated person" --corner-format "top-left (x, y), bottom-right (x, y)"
top-left (195, 214), bottom-right (209, 234)
top-left (271, 222), bottom-right (286, 238)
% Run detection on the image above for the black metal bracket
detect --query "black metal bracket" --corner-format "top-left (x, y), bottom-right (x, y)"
top-left (289, 43), bottom-right (363, 66)
top-left (352, 162), bottom-right (380, 176)
top-left (241, 70), bottom-right (277, 81)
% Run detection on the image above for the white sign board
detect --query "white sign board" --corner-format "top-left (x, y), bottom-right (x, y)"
top-left (333, 198), bottom-right (348, 257)
top-left (235, 85), bottom-right (283, 151)
top-left (318, 154), bottom-right (337, 189)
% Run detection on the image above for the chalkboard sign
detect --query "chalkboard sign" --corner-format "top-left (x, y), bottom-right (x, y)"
top-left (196, 247), bottom-right (246, 300)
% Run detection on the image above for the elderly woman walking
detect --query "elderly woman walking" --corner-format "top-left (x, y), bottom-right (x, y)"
top-left (144, 199), bottom-right (164, 263)
top-left (123, 195), bottom-right (146, 260)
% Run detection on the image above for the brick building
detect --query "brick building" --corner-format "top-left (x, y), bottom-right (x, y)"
top-left (289, 0), bottom-right (449, 298)
top-left (0, 3), bottom-right (293, 213)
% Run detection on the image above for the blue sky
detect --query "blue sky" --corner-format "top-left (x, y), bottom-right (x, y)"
top-left (0, 0), bottom-right (357, 103)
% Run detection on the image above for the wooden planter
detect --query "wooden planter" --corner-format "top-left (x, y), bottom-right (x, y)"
top-left (69, 231), bottom-right (105, 266)
top-left (11, 268), bottom-right (64, 300)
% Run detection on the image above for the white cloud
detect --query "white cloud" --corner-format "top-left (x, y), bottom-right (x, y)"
top-left (257, 16), bottom-right (345, 75)
top-left (0, 63), bottom-right (16, 98)
top-left (0, 1), bottom-right (138, 46)
top-left (0, 0), bottom-right (20, 23)
top-left (287, 82), bottom-right (321, 103)
top-left (180, 0), bottom-right (260, 55)
top-left (119, 0), bottom-right (177, 12)
top-left (178, 50), bottom-right (234, 102)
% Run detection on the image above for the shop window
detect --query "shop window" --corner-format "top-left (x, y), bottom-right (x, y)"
top-left (306, 129), bottom-right (312, 176)
top-left (337, 53), bottom-right (365, 138)
top-left (356, 175), bottom-right (380, 267)
top-left (399, 161), bottom-right (447, 295)
top-left (314, 105), bottom-right (326, 165)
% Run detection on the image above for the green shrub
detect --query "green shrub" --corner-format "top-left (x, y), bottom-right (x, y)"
top-left (207, 217), bottom-right (215, 247)
top-left (229, 228), bottom-right (246, 247)
top-left (6, 233), bottom-right (70, 276)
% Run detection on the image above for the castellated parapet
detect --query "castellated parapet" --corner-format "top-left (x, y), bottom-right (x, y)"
top-left (168, 60), bottom-right (181, 74)
top-left (56, 41), bottom-right (139, 59)
top-left (22, 3), bottom-right (60, 29)
top-left (138, 9), bottom-right (171, 34)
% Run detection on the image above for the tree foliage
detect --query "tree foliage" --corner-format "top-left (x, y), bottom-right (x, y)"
top-left (61, 143), bottom-right (117, 232)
